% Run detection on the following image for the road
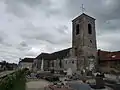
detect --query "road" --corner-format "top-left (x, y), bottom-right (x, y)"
top-left (0, 70), bottom-right (14, 78)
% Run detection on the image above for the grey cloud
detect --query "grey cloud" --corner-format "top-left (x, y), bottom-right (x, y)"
top-left (20, 22), bottom-right (71, 45)
top-left (5, 0), bottom-right (28, 18)
top-left (20, 0), bottom-right (51, 7)
top-left (0, 31), bottom-right (12, 47)
top-left (4, 0), bottom-right (57, 18)
top-left (20, 41), bottom-right (28, 47)
top-left (65, 0), bottom-right (120, 30)
top-left (0, 36), bottom-right (4, 43)
top-left (86, 0), bottom-right (120, 20)
top-left (64, 0), bottom-right (120, 51)
top-left (25, 52), bottom-right (37, 57)
top-left (1, 0), bottom-right (120, 63)
top-left (97, 31), bottom-right (120, 51)
top-left (1, 0), bottom-right (71, 63)
top-left (56, 25), bottom-right (69, 34)
top-left (0, 31), bottom-right (7, 42)
top-left (17, 45), bottom-right (31, 51)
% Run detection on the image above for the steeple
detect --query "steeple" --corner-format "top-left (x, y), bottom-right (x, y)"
top-left (72, 12), bottom-right (97, 72)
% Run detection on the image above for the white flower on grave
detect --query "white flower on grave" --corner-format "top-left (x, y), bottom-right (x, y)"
top-left (112, 55), bottom-right (116, 58)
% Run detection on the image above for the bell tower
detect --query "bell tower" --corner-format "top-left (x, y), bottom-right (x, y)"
top-left (72, 13), bottom-right (97, 73)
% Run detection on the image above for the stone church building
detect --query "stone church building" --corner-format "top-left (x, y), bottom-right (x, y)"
top-left (34, 13), bottom-right (97, 74)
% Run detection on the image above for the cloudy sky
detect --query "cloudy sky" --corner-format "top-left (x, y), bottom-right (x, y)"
top-left (0, 0), bottom-right (120, 63)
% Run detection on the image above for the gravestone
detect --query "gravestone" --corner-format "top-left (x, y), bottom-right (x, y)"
top-left (67, 68), bottom-right (72, 76)
top-left (95, 76), bottom-right (105, 89)
top-left (87, 71), bottom-right (93, 76)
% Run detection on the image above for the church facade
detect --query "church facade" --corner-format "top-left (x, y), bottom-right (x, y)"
top-left (35, 13), bottom-right (97, 74)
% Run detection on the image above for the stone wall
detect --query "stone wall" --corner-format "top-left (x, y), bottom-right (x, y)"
top-left (72, 14), bottom-right (97, 73)
top-left (19, 62), bottom-right (32, 70)
top-left (63, 57), bottom-right (77, 73)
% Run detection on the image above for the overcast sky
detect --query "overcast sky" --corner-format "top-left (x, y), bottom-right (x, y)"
top-left (0, 0), bottom-right (120, 63)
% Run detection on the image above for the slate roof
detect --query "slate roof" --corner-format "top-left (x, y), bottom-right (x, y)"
top-left (20, 58), bottom-right (34, 63)
top-left (36, 53), bottom-right (51, 60)
top-left (98, 50), bottom-right (120, 61)
top-left (36, 48), bottom-right (71, 60)
top-left (72, 13), bottom-right (96, 22)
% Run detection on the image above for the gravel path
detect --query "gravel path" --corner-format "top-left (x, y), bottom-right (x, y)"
top-left (26, 79), bottom-right (51, 90)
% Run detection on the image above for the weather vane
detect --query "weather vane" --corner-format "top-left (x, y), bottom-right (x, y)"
top-left (81, 4), bottom-right (85, 13)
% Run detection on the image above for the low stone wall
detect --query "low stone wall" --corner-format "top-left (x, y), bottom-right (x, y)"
top-left (104, 74), bottom-right (120, 83)
top-left (0, 71), bottom-right (15, 79)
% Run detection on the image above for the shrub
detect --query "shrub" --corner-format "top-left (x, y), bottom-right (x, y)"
top-left (0, 69), bottom-right (27, 90)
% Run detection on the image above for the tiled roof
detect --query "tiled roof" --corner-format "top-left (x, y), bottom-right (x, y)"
top-left (111, 51), bottom-right (120, 59)
top-left (20, 58), bottom-right (34, 63)
top-left (36, 53), bottom-right (52, 60)
top-left (98, 50), bottom-right (120, 61)
top-left (36, 48), bottom-right (71, 60)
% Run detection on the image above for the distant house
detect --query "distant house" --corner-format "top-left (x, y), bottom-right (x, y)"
top-left (19, 58), bottom-right (34, 70)
top-left (0, 61), bottom-right (17, 71)
top-left (98, 50), bottom-right (120, 71)
top-left (6, 63), bottom-right (18, 70)
top-left (0, 62), bottom-right (6, 71)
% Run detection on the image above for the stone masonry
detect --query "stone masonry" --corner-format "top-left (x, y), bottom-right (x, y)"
top-left (72, 13), bottom-right (97, 73)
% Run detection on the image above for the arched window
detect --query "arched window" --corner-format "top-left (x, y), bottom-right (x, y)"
top-left (75, 48), bottom-right (77, 56)
top-left (59, 59), bottom-right (62, 68)
top-left (72, 61), bottom-right (74, 64)
top-left (88, 24), bottom-right (92, 34)
top-left (76, 24), bottom-right (79, 35)
top-left (52, 61), bottom-right (54, 67)
top-left (47, 61), bottom-right (50, 67)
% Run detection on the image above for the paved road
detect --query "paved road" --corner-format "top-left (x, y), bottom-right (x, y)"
top-left (26, 79), bottom-right (51, 90)
top-left (0, 70), bottom-right (14, 78)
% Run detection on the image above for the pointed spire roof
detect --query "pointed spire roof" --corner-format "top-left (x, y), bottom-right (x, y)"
top-left (72, 13), bottom-right (95, 22)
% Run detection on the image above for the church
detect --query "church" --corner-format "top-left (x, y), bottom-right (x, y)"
top-left (33, 13), bottom-right (97, 74)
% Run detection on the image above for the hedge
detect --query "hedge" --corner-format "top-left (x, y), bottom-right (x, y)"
top-left (0, 69), bottom-right (27, 90)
